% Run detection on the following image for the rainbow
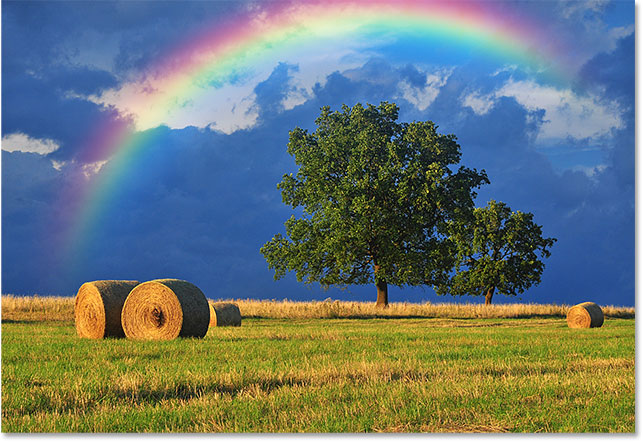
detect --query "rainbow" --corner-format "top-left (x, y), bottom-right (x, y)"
top-left (58, 0), bottom-right (575, 272)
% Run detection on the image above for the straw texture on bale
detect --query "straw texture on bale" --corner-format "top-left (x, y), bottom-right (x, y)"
top-left (209, 302), bottom-right (242, 327)
top-left (74, 280), bottom-right (140, 339)
top-left (566, 302), bottom-right (604, 328)
top-left (121, 279), bottom-right (209, 340)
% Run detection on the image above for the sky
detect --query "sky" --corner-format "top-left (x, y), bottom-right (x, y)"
top-left (1, 0), bottom-right (635, 306)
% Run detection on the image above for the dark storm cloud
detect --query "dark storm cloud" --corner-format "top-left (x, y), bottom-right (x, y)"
top-left (579, 34), bottom-right (635, 190)
top-left (54, 124), bottom-right (319, 299)
top-left (2, 1), bottom-right (251, 74)
top-left (399, 64), bottom-right (428, 89)
top-left (254, 63), bottom-right (300, 117)
top-left (46, 66), bottom-right (119, 97)
top-left (580, 34), bottom-right (634, 110)
top-left (2, 71), bottom-right (129, 162)
top-left (1, 1), bottom-right (251, 163)
top-left (1, 151), bottom-right (69, 294)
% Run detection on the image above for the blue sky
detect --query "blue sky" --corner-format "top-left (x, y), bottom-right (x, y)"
top-left (1, 0), bottom-right (635, 306)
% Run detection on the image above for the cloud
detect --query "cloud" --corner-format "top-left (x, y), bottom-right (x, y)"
top-left (87, 34), bottom-right (375, 132)
top-left (2, 0), bottom-right (249, 76)
top-left (254, 63), bottom-right (298, 116)
top-left (398, 68), bottom-right (451, 111)
top-left (580, 34), bottom-right (634, 111)
top-left (2, 70), bottom-right (133, 163)
top-left (460, 91), bottom-right (495, 115)
top-left (1, 133), bottom-right (60, 155)
top-left (497, 79), bottom-right (623, 141)
top-left (461, 79), bottom-right (623, 142)
top-left (340, 59), bottom-right (453, 113)
top-left (570, 164), bottom-right (607, 178)
top-left (50, 160), bottom-right (66, 171)
top-left (46, 65), bottom-right (118, 96)
top-left (86, 69), bottom-right (265, 133)
top-left (558, 0), bottom-right (609, 19)
top-left (606, 25), bottom-right (635, 51)
top-left (81, 160), bottom-right (109, 178)
top-left (277, 41), bottom-right (375, 111)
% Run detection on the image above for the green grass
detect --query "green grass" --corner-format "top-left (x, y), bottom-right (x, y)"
top-left (1, 315), bottom-right (634, 432)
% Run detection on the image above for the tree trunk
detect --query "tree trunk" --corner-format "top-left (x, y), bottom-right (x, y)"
top-left (485, 286), bottom-right (495, 306)
top-left (373, 264), bottom-right (388, 308)
top-left (376, 280), bottom-right (388, 308)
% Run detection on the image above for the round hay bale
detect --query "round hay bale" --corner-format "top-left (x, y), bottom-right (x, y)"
top-left (75, 280), bottom-right (140, 339)
top-left (121, 279), bottom-right (209, 340)
top-left (567, 302), bottom-right (604, 328)
top-left (209, 302), bottom-right (242, 327)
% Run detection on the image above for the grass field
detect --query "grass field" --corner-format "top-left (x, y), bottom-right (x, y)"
top-left (1, 297), bottom-right (635, 432)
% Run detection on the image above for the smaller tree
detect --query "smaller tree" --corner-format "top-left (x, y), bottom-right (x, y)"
top-left (438, 200), bottom-right (556, 305)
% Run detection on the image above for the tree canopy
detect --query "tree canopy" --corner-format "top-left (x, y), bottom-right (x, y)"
top-left (437, 200), bottom-right (557, 305)
top-left (261, 102), bottom-right (488, 306)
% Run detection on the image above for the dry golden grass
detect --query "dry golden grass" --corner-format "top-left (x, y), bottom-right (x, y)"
top-left (231, 298), bottom-right (634, 320)
top-left (1, 295), bottom-right (634, 323)
top-left (2, 295), bottom-right (75, 322)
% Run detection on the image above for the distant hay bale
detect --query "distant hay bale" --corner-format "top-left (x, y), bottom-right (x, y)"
top-left (209, 302), bottom-right (242, 327)
top-left (567, 302), bottom-right (604, 328)
top-left (121, 279), bottom-right (209, 340)
top-left (74, 280), bottom-right (140, 339)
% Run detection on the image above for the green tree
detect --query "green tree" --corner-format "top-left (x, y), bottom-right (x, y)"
top-left (261, 102), bottom-right (488, 307)
top-left (438, 200), bottom-right (556, 305)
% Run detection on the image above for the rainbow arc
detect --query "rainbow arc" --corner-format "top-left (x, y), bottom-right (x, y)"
top-left (58, 0), bottom-right (576, 272)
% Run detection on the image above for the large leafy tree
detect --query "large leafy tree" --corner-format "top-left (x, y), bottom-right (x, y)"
top-left (438, 200), bottom-right (556, 305)
top-left (261, 102), bottom-right (488, 307)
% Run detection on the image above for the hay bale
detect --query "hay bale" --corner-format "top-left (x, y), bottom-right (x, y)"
top-left (567, 302), bottom-right (604, 328)
top-left (209, 302), bottom-right (242, 327)
top-left (75, 280), bottom-right (140, 339)
top-left (121, 279), bottom-right (209, 340)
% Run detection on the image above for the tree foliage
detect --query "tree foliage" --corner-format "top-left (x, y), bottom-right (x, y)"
top-left (261, 102), bottom-right (488, 306)
top-left (437, 200), bottom-right (556, 305)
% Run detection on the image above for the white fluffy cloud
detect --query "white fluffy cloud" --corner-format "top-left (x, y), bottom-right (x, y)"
top-left (559, 0), bottom-right (609, 19)
top-left (49, 158), bottom-right (108, 177)
top-left (86, 73), bottom-right (263, 134)
top-left (85, 34), bottom-right (375, 133)
top-left (1, 133), bottom-right (60, 155)
top-left (398, 69), bottom-right (451, 111)
top-left (606, 25), bottom-right (635, 52)
top-left (572, 164), bottom-right (607, 178)
top-left (461, 91), bottom-right (495, 115)
top-left (81, 160), bottom-right (109, 178)
top-left (281, 50), bottom-right (369, 111)
top-left (461, 79), bottom-right (623, 141)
